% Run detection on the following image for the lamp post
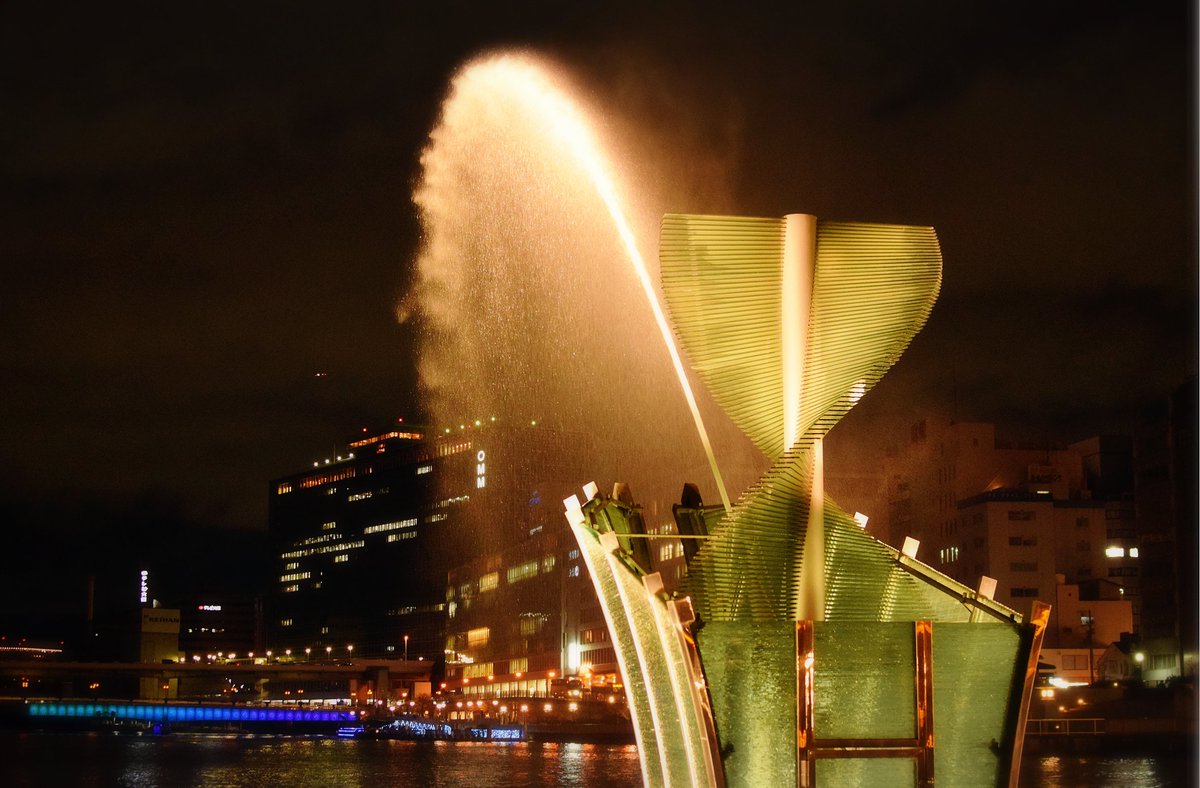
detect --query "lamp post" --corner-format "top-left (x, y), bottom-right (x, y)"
top-left (403, 635), bottom-right (409, 661)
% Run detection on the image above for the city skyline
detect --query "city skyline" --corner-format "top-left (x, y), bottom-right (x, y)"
top-left (2, 5), bottom-right (1194, 539)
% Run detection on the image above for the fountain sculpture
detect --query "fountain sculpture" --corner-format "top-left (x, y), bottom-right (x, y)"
top-left (411, 52), bottom-right (1046, 788)
top-left (564, 214), bottom-right (1048, 787)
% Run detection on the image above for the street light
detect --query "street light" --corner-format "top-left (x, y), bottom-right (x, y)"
top-left (305, 647), bottom-right (312, 661)
top-left (325, 646), bottom-right (332, 658)
top-left (403, 634), bottom-right (409, 661)
top-left (348, 644), bottom-right (354, 657)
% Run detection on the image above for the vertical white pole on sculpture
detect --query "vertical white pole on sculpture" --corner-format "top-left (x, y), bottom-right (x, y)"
top-left (783, 214), bottom-right (824, 621)
top-left (801, 439), bottom-right (826, 620)
top-left (782, 214), bottom-right (815, 451)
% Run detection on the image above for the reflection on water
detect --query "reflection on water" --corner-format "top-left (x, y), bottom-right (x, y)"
top-left (3, 732), bottom-right (1195, 788)
top-left (1, 733), bottom-right (643, 788)
top-left (1019, 753), bottom-right (1196, 788)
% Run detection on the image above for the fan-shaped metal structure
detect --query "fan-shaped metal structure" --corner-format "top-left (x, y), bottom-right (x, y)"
top-left (565, 213), bottom-right (1047, 788)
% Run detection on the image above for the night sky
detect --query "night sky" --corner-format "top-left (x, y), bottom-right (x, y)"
top-left (1, 3), bottom-right (1195, 626)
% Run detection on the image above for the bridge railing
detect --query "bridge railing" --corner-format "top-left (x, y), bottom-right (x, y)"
top-left (1026, 717), bottom-right (1104, 736)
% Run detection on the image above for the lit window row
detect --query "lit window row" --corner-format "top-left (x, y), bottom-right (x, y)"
top-left (426, 513), bottom-right (448, 523)
top-left (364, 518), bottom-right (418, 535)
top-left (280, 619), bottom-right (294, 627)
top-left (334, 554), bottom-right (349, 563)
top-left (507, 560), bottom-right (540, 585)
top-left (321, 521), bottom-right (337, 531)
top-left (463, 661), bottom-right (494, 678)
top-left (296, 532), bottom-right (342, 547)
top-left (1105, 546), bottom-right (1139, 558)
top-left (280, 572), bottom-right (311, 583)
top-left (298, 468), bottom-right (356, 490)
top-left (387, 532), bottom-right (416, 543)
top-left (282, 584), bottom-right (300, 593)
top-left (519, 616), bottom-right (545, 636)
top-left (280, 540), bottom-right (365, 560)
top-left (348, 430), bottom-right (423, 448)
top-left (938, 546), bottom-right (960, 565)
top-left (434, 495), bottom-right (470, 508)
top-left (386, 605), bottom-right (419, 616)
top-left (348, 492), bottom-right (373, 502)
top-left (416, 465), bottom-right (433, 475)
top-left (498, 555), bottom-right (558, 586)
top-left (435, 441), bottom-right (472, 458)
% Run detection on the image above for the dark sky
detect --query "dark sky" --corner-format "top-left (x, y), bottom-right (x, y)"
top-left (2, 0), bottom-right (1195, 550)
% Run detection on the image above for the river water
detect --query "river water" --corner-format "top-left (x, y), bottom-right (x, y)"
top-left (1, 732), bottom-right (1193, 787)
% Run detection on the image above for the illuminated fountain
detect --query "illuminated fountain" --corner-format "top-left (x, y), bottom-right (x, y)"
top-left (408, 53), bottom-right (760, 523)
top-left (412, 52), bottom-right (1047, 788)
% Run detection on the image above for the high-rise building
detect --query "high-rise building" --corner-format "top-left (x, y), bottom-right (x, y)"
top-left (1134, 377), bottom-right (1198, 681)
top-left (266, 421), bottom-right (592, 670)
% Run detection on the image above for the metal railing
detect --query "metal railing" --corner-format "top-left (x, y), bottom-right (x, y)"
top-left (1026, 717), bottom-right (1104, 736)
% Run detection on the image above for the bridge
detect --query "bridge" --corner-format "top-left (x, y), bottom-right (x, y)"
top-left (0, 658), bottom-right (433, 702)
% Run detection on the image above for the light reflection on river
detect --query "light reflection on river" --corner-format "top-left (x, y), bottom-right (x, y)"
top-left (2, 733), bottom-right (643, 788)
top-left (2, 732), bottom-right (1194, 787)
top-left (1019, 752), bottom-right (1194, 788)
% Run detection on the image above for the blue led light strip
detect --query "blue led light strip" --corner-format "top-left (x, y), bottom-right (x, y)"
top-left (28, 702), bottom-right (357, 723)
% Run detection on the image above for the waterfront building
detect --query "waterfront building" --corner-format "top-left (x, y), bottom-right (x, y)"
top-left (884, 418), bottom-right (1142, 623)
top-left (178, 595), bottom-right (261, 661)
top-left (268, 425), bottom-right (442, 660)
top-left (442, 524), bottom-right (621, 698)
top-left (266, 421), bottom-right (598, 680)
top-left (138, 607), bottom-right (180, 698)
top-left (1052, 579), bottom-right (1133, 648)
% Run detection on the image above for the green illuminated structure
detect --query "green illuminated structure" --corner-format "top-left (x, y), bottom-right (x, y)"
top-left (564, 214), bottom-right (1048, 787)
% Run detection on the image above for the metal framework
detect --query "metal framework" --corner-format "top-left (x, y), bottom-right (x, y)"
top-left (796, 620), bottom-right (935, 787)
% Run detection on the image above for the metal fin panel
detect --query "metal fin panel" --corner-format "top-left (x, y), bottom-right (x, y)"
top-left (799, 221), bottom-right (941, 443)
top-left (661, 214), bottom-right (786, 456)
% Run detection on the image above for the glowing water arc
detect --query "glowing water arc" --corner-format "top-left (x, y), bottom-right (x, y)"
top-left (473, 56), bottom-right (732, 511)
